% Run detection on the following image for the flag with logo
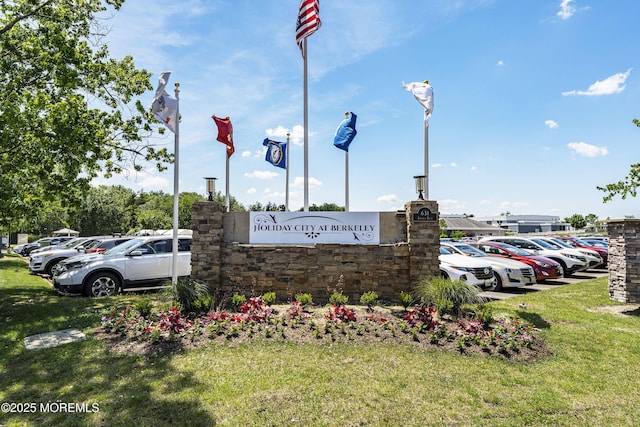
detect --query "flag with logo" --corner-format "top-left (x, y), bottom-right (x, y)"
top-left (263, 138), bottom-right (287, 169)
top-left (212, 115), bottom-right (234, 157)
top-left (403, 81), bottom-right (434, 124)
top-left (296, 0), bottom-right (321, 57)
top-left (151, 72), bottom-right (178, 134)
top-left (333, 112), bottom-right (357, 152)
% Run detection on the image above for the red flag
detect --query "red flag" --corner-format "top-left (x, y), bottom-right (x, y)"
top-left (212, 115), bottom-right (234, 157)
top-left (296, 0), bottom-right (321, 57)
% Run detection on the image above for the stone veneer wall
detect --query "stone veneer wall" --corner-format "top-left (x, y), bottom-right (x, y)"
top-left (191, 200), bottom-right (440, 303)
top-left (607, 219), bottom-right (640, 303)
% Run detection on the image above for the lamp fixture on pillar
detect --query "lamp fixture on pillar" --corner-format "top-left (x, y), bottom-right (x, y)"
top-left (413, 175), bottom-right (426, 200)
top-left (204, 177), bottom-right (217, 201)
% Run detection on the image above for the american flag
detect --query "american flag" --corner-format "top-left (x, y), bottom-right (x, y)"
top-left (296, 0), bottom-right (321, 57)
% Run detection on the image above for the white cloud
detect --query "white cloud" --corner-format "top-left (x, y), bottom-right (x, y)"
top-left (450, 162), bottom-right (457, 167)
top-left (567, 142), bottom-right (608, 157)
top-left (244, 170), bottom-right (280, 179)
top-left (562, 69), bottom-right (632, 96)
top-left (545, 120), bottom-right (559, 128)
top-left (432, 163), bottom-right (443, 168)
top-left (470, 166), bottom-right (477, 172)
top-left (377, 194), bottom-right (398, 203)
top-left (557, 0), bottom-right (576, 20)
top-left (292, 176), bottom-right (323, 189)
top-left (241, 150), bottom-right (252, 157)
top-left (496, 60), bottom-right (504, 66)
top-left (246, 187), bottom-right (257, 194)
top-left (265, 124), bottom-right (305, 146)
top-left (438, 199), bottom-right (466, 214)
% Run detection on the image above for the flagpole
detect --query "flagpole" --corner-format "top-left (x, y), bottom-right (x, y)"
top-left (345, 151), bottom-right (349, 212)
top-left (225, 154), bottom-right (230, 211)
top-left (286, 133), bottom-right (290, 211)
top-left (424, 118), bottom-right (429, 200)
top-left (171, 83), bottom-right (180, 285)
top-left (303, 38), bottom-right (309, 212)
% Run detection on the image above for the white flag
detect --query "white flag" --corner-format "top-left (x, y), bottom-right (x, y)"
top-left (151, 71), bottom-right (178, 134)
top-left (403, 81), bottom-right (434, 124)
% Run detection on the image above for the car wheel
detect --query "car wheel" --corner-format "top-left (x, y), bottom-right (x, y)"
top-left (553, 259), bottom-right (570, 277)
top-left (45, 259), bottom-right (63, 277)
top-left (490, 271), bottom-right (503, 291)
top-left (440, 270), bottom-right (450, 279)
top-left (84, 272), bottom-right (120, 297)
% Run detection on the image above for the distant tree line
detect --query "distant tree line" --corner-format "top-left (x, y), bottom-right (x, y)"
top-left (9, 185), bottom-right (345, 238)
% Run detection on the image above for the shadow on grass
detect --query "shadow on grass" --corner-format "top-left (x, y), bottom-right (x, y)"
top-left (516, 311), bottom-right (551, 329)
top-left (0, 257), bottom-right (216, 426)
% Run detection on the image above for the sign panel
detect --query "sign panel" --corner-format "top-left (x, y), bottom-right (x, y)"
top-left (250, 212), bottom-right (379, 244)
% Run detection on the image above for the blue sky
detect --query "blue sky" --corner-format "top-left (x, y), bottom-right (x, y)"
top-left (95, 0), bottom-right (639, 220)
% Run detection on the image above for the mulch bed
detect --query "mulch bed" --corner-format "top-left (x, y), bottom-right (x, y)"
top-left (95, 304), bottom-right (552, 362)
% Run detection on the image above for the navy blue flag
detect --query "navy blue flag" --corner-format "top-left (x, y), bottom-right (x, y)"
top-left (263, 138), bottom-right (287, 169)
top-left (333, 112), bottom-right (357, 152)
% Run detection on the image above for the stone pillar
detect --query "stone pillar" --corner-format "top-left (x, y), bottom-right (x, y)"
top-left (191, 201), bottom-right (225, 290)
top-left (405, 200), bottom-right (440, 286)
top-left (606, 219), bottom-right (640, 303)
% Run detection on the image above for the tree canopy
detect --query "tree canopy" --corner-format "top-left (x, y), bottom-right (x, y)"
top-left (0, 0), bottom-right (171, 228)
top-left (597, 119), bottom-right (640, 202)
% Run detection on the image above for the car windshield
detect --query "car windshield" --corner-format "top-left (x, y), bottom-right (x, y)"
top-left (439, 246), bottom-right (453, 255)
top-left (553, 238), bottom-right (575, 248)
top-left (452, 244), bottom-right (487, 257)
top-left (103, 238), bottom-right (145, 255)
top-left (494, 242), bottom-right (531, 256)
top-left (530, 238), bottom-right (556, 249)
top-left (547, 238), bottom-right (572, 249)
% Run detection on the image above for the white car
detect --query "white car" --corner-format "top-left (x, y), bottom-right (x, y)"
top-left (52, 236), bottom-right (192, 297)
top-left (442, 242), bottom-right (536, 291)
top-left (29, 238), bottom-right (99, 276)
top-left (537, 237), bottom-right (603, 269)
top-left (479, 236), bottom-right (588, 277)
top-left (439, 246), bottom-right (496, 289)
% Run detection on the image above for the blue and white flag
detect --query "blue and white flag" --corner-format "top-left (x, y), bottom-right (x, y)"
top-left (263, 138), bottom-right (287, 169)
top-left (151, 71), bottom-right (179, 134)
top-left (333, 112), bottom-right (357, 152)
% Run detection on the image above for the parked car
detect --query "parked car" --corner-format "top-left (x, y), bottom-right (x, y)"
top-left (471, 241), bottom-right (563, 282)
top-left (553, 236), bottom-right (608, 267)
top-left (441, 242), bottom-right (536, 291)
top-left (29, 237), bottom-right (89, 256)
top-left (479, 236), bottom-right (588, 277)
top-left (49, 237), bottom-right (134, 276)
top-left (439, 246), bottom-right (496, 289)
top-left (29, 238), bottom-right (101, 276)
top-left (52, 236), bottom-right (192, 297)
top-left (18, 237), bottom-right (56, 256)
top-left (536, 237), bottom-right (603, 269)
top-left (581, 238), bottom-right (608, 248)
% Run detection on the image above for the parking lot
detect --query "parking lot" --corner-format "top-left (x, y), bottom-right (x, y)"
top-left (481, 269), bottom-right (608, 300)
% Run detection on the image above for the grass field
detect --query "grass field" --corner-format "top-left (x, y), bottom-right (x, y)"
top-left (1, 253), bottom-right (639, 426)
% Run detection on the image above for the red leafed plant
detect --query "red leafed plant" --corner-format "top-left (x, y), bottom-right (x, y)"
top-left (158, 307), bottom-right (193, 334)
top-left (403, 305), bottom-right (440, 330)
top-left (325, 303), bottom-right (357, 323)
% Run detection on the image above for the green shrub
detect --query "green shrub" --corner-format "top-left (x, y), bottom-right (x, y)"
top-left (359, 291), bottom-right (379, 311)
top-left (191, 294), bottom-right (215, 315)
top-left (414, 276), bottom-right (486, 318)
top-left (329, 291), bottom-right (348, 305)
top-left (163, 278), bottom-right (210, 314)
top-left (399, 291), bottom-right (414, 309)
top-left (134, 300), bottom-right (154, 318)
top-left (473, 303), bottom-right (494, 327)
top-left (295, 292), bottom-right (313, 306)
top-left (261, 291), bottom-right (277, 306)
top-left (231, 292), bottom-right (246, 311)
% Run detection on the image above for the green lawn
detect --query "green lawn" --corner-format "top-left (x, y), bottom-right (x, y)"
top-left (1, 254), bottom-right (639, 426)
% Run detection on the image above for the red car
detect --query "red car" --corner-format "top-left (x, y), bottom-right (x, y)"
top-left (471, 241), bottom-right (563, 281)
top-left (553, 236), bottom-right (608, 267)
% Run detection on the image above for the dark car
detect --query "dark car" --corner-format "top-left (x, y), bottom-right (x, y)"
top-left (471, 241), bottom-right (563, 282)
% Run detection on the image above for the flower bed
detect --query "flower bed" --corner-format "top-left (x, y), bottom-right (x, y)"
top-left (99, 298), bottom-right (550, 361)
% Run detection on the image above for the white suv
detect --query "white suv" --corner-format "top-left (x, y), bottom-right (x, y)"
top-left (439, 247), bottom-right (496, 289)
top-left (52, 236), bottom-right (192, 297)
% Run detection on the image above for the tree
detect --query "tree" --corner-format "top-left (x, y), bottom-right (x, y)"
top-left (565, 214), bottom-right (587, 230)
top-left (0, 0), bottom-right (172, 228)
top-left (597, 119), bottom-right (640, 202)
top-left (76, 185), bottom-right (136, 235)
